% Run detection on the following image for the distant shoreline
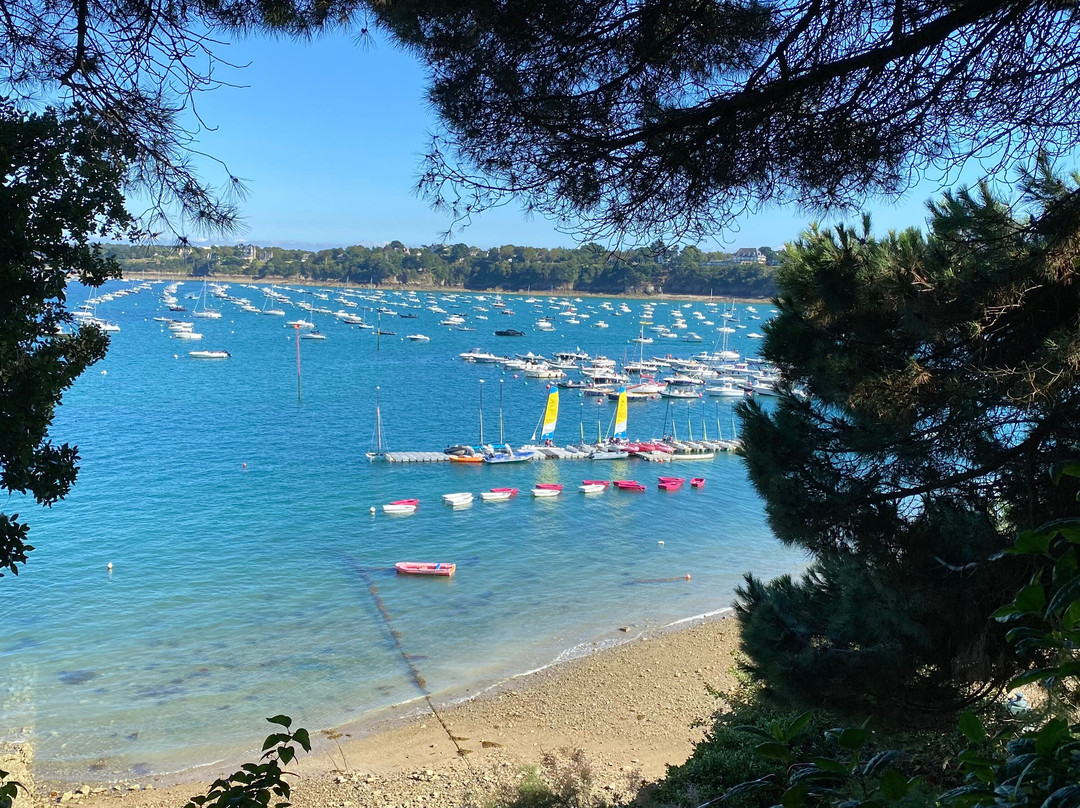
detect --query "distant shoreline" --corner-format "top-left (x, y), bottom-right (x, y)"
top-left (120, 272), bottom-right (774, 305)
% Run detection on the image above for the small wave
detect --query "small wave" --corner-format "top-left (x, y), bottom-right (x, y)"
top-left (663, 606), bottom-right (734, 629)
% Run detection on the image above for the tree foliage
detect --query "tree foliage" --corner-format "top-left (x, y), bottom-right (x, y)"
top-left (375, 0), bottom-right (1080, 244)
top-left (734, 161), bottom-right (1080, 713)
top-left (0, 103), bottom-right (142, 576)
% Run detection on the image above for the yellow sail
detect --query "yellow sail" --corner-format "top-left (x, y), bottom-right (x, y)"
top-left (540, 387), bottom-right (559, 441)
top-left (613, 387), bottom-right (628, 439)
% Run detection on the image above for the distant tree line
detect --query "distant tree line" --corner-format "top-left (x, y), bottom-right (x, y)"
top-left (105, 241), bottom-right (781, 297)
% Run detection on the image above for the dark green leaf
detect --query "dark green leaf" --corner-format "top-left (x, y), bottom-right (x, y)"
top-left (755, 741), bottom-right (792, 763)
top-left (878, 769), bottom-right (910, 801)
top-left (266, 715), bottom-right (292, 728)
top-left (835, 727), bottom-right (867, 752)
top-left (958, 712), bottom-right (985, 742)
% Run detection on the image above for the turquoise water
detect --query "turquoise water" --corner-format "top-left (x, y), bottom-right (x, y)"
top-left (0, 282), bottom-right (801, 781)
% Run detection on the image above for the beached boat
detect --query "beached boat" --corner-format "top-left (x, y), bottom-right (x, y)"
top-left (442, 492), bottom-right (475, 507)
top-left (395, 561), bottom-right (455, 577)
top-left (382, 499), bottom-right (419, 515)
top-left (690, 478), bottom-right (705, 488)
top-left (188, 350), bottom-right (230, 359)
top-left (613, 480), bottom-right (647, 491)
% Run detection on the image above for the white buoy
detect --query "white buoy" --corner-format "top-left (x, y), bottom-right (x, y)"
top-left (370, 506), bottom-right (376, 514)
top-left (100, 370), bottom-right (107, 375)
top-left (658, 540), bottom-right (665, 546)
top-left (107, 562), bottom-right (113, 570)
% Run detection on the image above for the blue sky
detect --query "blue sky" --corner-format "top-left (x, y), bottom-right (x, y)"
top-left (184, 29), bottom-right (962, 252)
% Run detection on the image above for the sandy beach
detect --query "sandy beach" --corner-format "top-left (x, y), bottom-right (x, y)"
top-left (16, 615), bottom-right (742, 808)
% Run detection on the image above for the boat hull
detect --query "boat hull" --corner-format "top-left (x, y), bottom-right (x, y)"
top-left (395, 562), bottom-right (455, 577)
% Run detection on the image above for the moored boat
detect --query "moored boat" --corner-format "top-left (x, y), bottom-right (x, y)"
top-left (441, 492), bottom-right (475, 506)
top-left (613, 480), bottom-right (647, 491)
top-left (382, 499), bottom-right (419, 514)
top-left (395, 561), bottom-right (455, 577)
top-left (579, 483), bottom-right (606, 494)
top-left (480, 490), bottom-right (514, 502)
top-left (188, 350), bottom-right (230, 359)
top-left (690, 478), bottom-right (706, 488)
top-left (532, 487), bottom-right (561, 497)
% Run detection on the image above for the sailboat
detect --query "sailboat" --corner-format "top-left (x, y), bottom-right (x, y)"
top-left (590, 387), bottom-right (630, 459)
top-left (191, 280), bottom-right (223, 319)
top-left (366, 386), bottom-right (387, 461)
top-left (534, 386), bottom-right (559, 445)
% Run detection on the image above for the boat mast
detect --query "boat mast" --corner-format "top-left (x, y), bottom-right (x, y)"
top-left (498, 379), bottom-right (504, 445)
top-left (478, 379), bottom-right (485, 445)
top-left (367, 386), bottom-right (385, 460)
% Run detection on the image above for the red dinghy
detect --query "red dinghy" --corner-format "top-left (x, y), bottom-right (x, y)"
top-left (581, 480), bottom-right (611, 487)
top-left (390, 499), bottom-right (419, 506)
top-left (658, 477), bottom-right (685, 484)
top-left (396, 561), bottom-right (456, 577)
top-left (535, 483), bottom-right (563, 491)
top-left (490, 487), bottom-right (519, 495)
top-left (614, 479), bottom-right (647, 491)
top-left (690, 478), bottom-right (705, 488)
top-left (658, 479), bottom-right (684, 491)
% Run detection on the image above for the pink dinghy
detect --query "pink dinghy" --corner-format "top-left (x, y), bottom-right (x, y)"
top-left (490, 487), bottom-right (520, 495)
top-left (581, 480), bottom-right (611, 487)
top-left (690, 478), bottom-right (705, 488)
top-left (383, 498), bottom-right (419, 514)
top-left (614, 479), bottom-right (647, 492)
top-left (534, 483), bottom-right (564, 490)
top-left (658, 479), bottom-right (684, 491)
top-left (396, 561), bottom-right (456, 577)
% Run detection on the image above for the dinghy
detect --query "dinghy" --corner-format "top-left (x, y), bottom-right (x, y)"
top-left (382, 498), bottom-right (418, 515)
top-left (442, 492), bottom-right (475, 507)
top-left (395, 561), bottom-right (455, 577)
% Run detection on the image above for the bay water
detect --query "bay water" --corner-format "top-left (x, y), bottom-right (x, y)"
top-left (0, 281), bottom-right (802, 781)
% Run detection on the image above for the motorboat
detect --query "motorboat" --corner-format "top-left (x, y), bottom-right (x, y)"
top-left (188, 350), bottom-right (230, 359)
top-left (299, 329), bottom-right (327, 340)
top-left (441, 492), bottom-right (475, 507)
top-left (395, 561), bottom-right (455, 577)
top-left (494, 328), bottom-right (526, 337)
top-left (407, 334), bottom-right (431, 342)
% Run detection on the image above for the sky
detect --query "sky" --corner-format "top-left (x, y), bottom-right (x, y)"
top-left (180, 29), bottom-right (962, 252)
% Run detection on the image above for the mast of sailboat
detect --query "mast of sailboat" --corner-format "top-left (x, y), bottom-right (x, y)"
top-left (687, 402), bottom-right (693, 441)
top-left (294, 323), bottom-right (302, 402)
top-left (478, 379), bottom-right (485, 445)
top-left (498, 379), bottom-right (504, 444)
top-left (701, 401), bottom-right (709, 442)
top-left (579, 401), bottom-right (585, 444)
top-left (715, 402), bottom-right (723, 442)
top-left (367, 386), bottom-right (386, 460)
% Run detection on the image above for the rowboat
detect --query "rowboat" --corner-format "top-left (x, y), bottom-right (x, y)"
top-left (480, 490), bottom-right (513, 502)
top-left (490, 487), bottom-right (519, 495)
top-left (581, 480), bottom-right (611, 487)
top-left (534, 483), bottom-right (563, 491)
top-left (579, 483), bottom-right (606, 494)
top-left (382, 499), bottom-right (418, 515)
top-left (532, 487), bottom-right (561, 497)
top-left (690, 478), bottom-right (706, 488)
top-left (442, 492), bottom-right (474, 507)
top-left (613, 480), bottom-right (647, 492)
top-left (395, 561), bottom-right (455, 577)
top-left (658, 478), bottom-right (684, 491)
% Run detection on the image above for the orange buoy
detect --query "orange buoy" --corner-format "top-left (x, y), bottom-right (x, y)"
top-left (685, 573), bottom-right (691, 580)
